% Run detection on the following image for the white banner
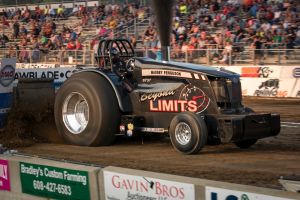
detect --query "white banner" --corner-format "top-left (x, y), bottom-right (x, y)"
top-left (291, 79), bottom-right (300, 97)
top-left (103, 171), bottom-right (195, 200)
top-left (224, 66), bottom-right (282, 78)
top-left (74, 2), bottom-right (86, 6)
top-left (16, 63), bottom-right (56, 69)
top-left (240, 78), bottom-right (296, 98)
top-left (87, 1), bottom-right (99, 6)
top-left (14, 67), bottom-right (76, 83)
top-left (0, 84), bottom-right (12, 94)
top-left (205, 186), bottom-right (293, 200)
top-left (0, 58), bottom-right (17, 91)
top-left (224, 65), bottom-right (300, 79)
top-left (63, 3), bottom-right (74, 8)
top-left (142, 69), bottom-right (193, 78)
top-left (0, 58), bottom-right (16, 128)
top-left (280, 66), bottom-right (300, 78)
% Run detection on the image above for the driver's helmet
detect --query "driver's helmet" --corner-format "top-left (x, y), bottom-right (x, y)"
top-left (110, 47), bottom-right (120, 65)
top-left (110, 47), bottom-right (119, 57)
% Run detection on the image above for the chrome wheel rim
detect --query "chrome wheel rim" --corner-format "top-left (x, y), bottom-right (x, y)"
top-left (62, 92), bottom-right (89, 134)
top-left (175, 122), bottom-right (192, 145)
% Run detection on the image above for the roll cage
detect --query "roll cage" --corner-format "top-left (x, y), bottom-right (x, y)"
top-left (95, 39), bottom-right (135, 70)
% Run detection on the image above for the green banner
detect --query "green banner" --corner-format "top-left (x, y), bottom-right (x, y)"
top-left (19, 162), bottom-right (90, 200)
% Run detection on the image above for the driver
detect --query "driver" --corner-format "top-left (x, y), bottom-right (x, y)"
top-left (110, 48), bottom-right (127, 78)
top-left (110, 47), bottom-right (134, 92)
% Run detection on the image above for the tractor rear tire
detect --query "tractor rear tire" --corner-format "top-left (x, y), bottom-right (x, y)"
top-left (54, 72), bottom-right (120, 146)
top-left (169, 112), bottom-right (207, 154)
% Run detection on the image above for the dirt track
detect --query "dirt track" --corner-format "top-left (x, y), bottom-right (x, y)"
top-left (15, 97), bottom-right (300, 189)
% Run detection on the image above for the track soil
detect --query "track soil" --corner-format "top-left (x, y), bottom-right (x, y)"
top-left (10, 97), bottom-right (300, 189)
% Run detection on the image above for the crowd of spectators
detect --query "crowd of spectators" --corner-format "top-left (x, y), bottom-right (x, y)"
top-left (142, 0), bottom-right (300, 64)
top-left (0, 2), bottom-right (146, 62)
top-left (1, 0), bottom-right (300, 64)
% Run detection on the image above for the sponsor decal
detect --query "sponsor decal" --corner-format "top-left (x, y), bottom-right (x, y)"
top-left (206, 186), bottom-right (292, 200)
top-left (0, 65), bottom-right (15, 87)
top-left (194, 73), bottom-right (206, 80)
top-left (146, 85), bottom-right (210, 113)
top-left (150, 99), bottom-right (198, 112)
top-left (179, 85), bottom-right (210, 113)
top-left (140, 90), bottom-right (175, 102)
top-left (0, 159), bottom-right (10, 191)
top-left (104, 171), bottom-right (195, 200)
top-left (139, 127), bottom-right (165, 133)
top-left (241, 67), bottom-right (273, 78)
top-left (142, 78), bottom-right (152, 83)
top-left (20, 162), bottom-right (90, 200)
top-left (254, 79), bottom-right (288, 97)
top-left (293, 68), bottom-right (300, 78)
top-left (142, 69), bottom-right (192, 78)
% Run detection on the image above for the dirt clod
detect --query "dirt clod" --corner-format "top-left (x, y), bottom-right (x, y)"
top-left (0, 106), bottom-right (51, 148)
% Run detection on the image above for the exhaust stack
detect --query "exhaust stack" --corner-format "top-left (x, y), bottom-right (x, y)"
top-left (152, 0), bottom-right (175, 61)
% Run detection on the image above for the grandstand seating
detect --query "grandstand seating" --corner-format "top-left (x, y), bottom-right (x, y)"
top-left (0, 0), bottom-right (300, 66)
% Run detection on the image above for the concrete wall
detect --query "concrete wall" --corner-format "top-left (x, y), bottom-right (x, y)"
top-left (0, 154), bottom-right (299, 200)
top-left (99, 166), bottom-right (299, 200)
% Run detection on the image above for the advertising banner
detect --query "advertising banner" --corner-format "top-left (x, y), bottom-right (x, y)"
top-left (205, 186), bottom-right (292, 200)
top-left (291, 79), bottom-right (300, 97)
top-left (20, 162), bottom-right (90, 200)
top-left (14, 67), bottom-right (76, 89)
top-left (293, 68), bottom-right (300, 78)
top-left (225, 66), bottom-right (282, 78)
top-left (16, 63), bottom-right (76, 69)
top-left (280, 66), bottom-right (300, 79)
top-left (15, 67), bottom-right (76, 82)
top-left (0, 159), bottom-right (10, 191)
top-left (240, 78), bottom-right (296, 98)
top-left (87, 1), bottom-right (99, 6)
top-left (104, 171), bottom-right (195, 200)
top-left (241, 66), bottom-right (281, 78)
top-left (16, 63), bottom-right (56, 69)
top-left (0, 58), bottom-right (16, 129)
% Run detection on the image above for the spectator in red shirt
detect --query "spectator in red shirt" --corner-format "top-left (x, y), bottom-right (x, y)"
top-left (75, 39), bottom-right (83, 50)
top-left (66, 40), bottom-right (76, 50)
top-left (79, 5), bottom-right (86, 17)
top-left (1, 16), bottom-right (9, 27)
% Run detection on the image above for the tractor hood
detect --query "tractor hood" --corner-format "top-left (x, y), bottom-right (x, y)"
top-left (135, 57), bottom-right (240, 79)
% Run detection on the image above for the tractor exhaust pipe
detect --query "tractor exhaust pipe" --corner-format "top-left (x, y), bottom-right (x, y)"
top-left (152, 0), bottom-right (175, 61)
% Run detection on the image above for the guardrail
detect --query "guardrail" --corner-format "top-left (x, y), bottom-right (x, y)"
top-left (1, 48), bottom-right (300, 66)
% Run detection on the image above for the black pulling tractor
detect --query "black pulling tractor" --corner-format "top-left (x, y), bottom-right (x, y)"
top-left (54, 39), bottom-right (280, 154)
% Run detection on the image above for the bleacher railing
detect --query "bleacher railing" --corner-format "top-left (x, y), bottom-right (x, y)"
top-left (0, 0), bottom-right (141, 8)
top-left (1, 48), bottom-right (300, 66)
